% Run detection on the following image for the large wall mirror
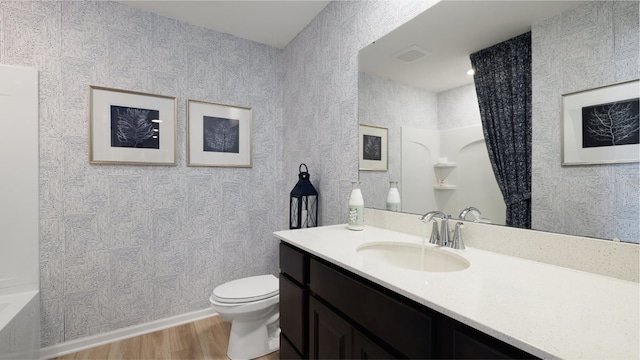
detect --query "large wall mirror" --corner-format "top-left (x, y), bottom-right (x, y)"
top-left (358, 0), bottom-right (640, 244)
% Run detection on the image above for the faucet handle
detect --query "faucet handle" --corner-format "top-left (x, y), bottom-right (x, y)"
top-left (428, 221), bottom-right (440, 245)
top-left (449, 222), bottom-right (465, 250)
top-left (459, 207), bottom-right (481, 221)
top-left (440, 215), bottom-right (450, 247)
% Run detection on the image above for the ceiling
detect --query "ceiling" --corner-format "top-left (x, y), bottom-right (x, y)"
top-left (119, 0), bottom-right (587, 92)
top-left (118, 1), bottom-right (331, 49)
top-left (359, 0), bottom-right (587, 93)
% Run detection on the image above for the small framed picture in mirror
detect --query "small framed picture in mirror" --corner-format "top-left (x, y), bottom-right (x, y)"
top-left (359, 124), bottom-right (388, 171)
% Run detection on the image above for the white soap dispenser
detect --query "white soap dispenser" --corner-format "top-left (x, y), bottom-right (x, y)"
top-left (348, 181), bottom-right (364, 231)
top-left (386, 181), bottom-right (400, 212)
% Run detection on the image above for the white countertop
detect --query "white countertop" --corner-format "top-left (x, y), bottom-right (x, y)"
top-left (274, 225), bottom-right (640, 360)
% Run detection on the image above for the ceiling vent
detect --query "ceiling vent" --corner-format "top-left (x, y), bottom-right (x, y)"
top-left (393, 45), bottom-right (430, 63)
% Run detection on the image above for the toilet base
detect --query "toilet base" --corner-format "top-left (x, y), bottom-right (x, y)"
top-left (227, 316), bottom-right (280, 360)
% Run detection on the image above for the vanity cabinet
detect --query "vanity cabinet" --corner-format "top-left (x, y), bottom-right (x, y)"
top-left (279, 243), bottom-right (309, 358)
top-left (279, 241), bottom-right (536, 359)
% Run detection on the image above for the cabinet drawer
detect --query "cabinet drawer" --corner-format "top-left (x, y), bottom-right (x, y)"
top-left (310, 258), bottom-right (432, 359)
top-left (440, 318), bottom-right (536, 359)
top-left (280, 242), bottom-right (307, 285)
top-left (280, 275), bottom-right (307, 356)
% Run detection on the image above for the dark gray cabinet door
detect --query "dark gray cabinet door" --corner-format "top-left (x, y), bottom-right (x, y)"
top-left (309, 297), bottom-right (353, 359)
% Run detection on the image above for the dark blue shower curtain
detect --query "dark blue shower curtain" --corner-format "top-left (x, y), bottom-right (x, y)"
top-left (470, 32), bottom-right (532, 229)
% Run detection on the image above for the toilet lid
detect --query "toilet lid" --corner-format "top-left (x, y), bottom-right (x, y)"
top-left (212, 274), bottom-right (279, 304)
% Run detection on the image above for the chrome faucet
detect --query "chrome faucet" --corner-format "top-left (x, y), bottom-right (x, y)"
top-left (420, 211), bottom-right (465, 249)
top-left (419, 211), bottom-right (449, 246)
top-left (459, 206), bottom-right (481, 221)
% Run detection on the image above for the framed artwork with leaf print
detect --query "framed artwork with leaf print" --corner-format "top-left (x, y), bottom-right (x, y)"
top-left (562, 79), bottom-right (639, 165)
top-left (187, 99), bottom-right (252, 167)
top-left (359, 123), bottom-right (388, 171)
top-left (89, 86), bottom-right (177, 165)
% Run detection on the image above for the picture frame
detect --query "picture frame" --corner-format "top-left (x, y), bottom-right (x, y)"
top-left (187, 99), bottom-right (252, 167)
top-left (359, 123), bottom-right (388, 171)
top-left (89, 86), bottom-right (177, 165)
top-left (562, 79), bottom-right (639, 165)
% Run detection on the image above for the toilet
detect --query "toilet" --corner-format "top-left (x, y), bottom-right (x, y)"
top-left (209, 274), bottom-right (280, 360)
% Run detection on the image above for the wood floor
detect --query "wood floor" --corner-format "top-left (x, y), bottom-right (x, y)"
top-left (51, 316), bottom-right (280, 360)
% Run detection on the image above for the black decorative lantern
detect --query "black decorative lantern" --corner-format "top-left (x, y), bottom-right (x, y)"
top-left (290, 163), bottom-right (318, 229)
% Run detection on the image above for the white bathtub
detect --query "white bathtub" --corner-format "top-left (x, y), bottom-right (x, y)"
top-left (0, 291), bottom-right (36, 330)
top-left (0, 289), bottom-right (40, 360)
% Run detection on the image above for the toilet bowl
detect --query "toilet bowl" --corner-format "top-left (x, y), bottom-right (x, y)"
top-left (209, 274), bottom-right (280, 360)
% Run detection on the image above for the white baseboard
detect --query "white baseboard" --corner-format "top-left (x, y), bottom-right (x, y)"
top-left (39, 308), bottom-right (218, 360)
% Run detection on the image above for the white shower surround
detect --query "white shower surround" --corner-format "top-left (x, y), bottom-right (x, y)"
top-left (0, 64), bottom-right (40, 359)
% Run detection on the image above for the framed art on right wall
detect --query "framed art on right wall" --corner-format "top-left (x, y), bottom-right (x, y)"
top-left (562, 79), bottom-right (639, 165)
top-left (186, 99), bottom-right (252, 167)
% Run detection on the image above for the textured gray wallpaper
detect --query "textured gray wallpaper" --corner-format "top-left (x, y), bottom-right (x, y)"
top-left (282, 0), bottom-right (437, 227)
top-left (531, 1), bottom-right (639, 243)
top-left (437, 83), bottom-right (481, 131)
top-left (0, 0), bottom-right (284, 346)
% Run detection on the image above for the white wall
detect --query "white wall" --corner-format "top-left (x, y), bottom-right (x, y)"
top-left (0, 65), bottom-right (39, 292)
top-left (532, 1), bottom-right (640, 243)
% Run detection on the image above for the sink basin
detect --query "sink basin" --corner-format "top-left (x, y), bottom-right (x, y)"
top-left (357, 242), bottom-right (470, 272)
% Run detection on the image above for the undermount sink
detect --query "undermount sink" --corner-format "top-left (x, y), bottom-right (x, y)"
top-left (357, 242), bottom-right (470, 273)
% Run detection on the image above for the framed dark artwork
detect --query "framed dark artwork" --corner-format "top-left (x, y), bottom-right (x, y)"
top-left (187, 99), bottom-right (252, 167)
top-left (110, 105), bottom-right (160, 149)
top-left (359, 124), bottom-right (388, 171)
top-left (562, 79), bottom-right (639, 165)
top-left (90, 86), bottom-right (177, 165)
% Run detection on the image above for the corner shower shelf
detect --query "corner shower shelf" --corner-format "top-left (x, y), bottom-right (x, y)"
top-left (434, 163), bottom-right (456, 190)
top-left (433, 184), bottom-right (457, 190)
top-left (433, 162), bottom-right (457, 168)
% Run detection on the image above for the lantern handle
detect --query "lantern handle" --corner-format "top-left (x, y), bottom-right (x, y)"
top-left (299, 163), bottom-right (308, 174)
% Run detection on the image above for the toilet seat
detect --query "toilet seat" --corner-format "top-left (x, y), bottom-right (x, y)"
top-left (212, 274), bottom-right (279, 304)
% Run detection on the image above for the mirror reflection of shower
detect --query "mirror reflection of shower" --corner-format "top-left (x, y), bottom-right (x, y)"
top-left (392, 80), bottom-right (505, 224)
top-left (401, 122), bottom-right (505, 225)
